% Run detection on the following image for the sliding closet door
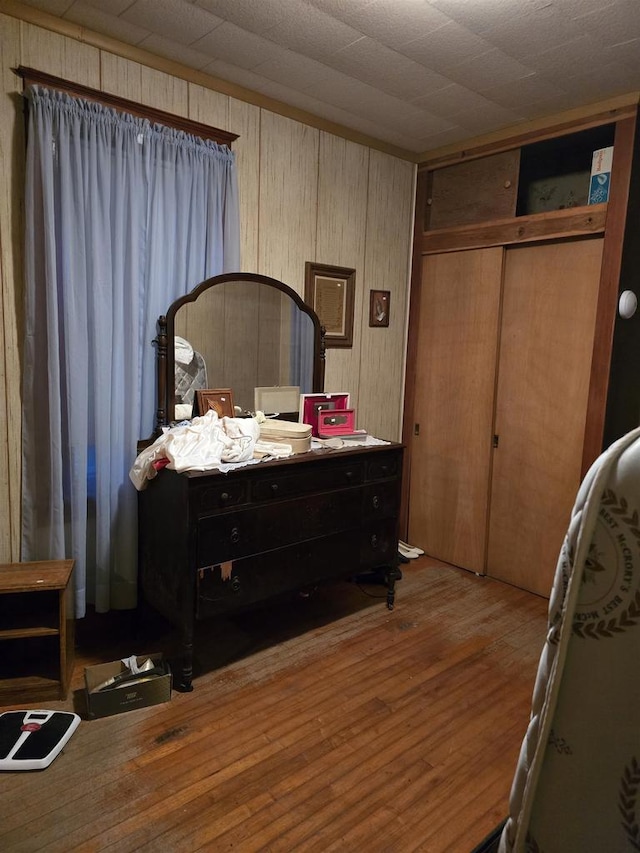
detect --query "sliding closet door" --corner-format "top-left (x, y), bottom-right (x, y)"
top-left (408, 248), bottom-right (503, 573)
top-left (487, 237), bottom-right (603, 596)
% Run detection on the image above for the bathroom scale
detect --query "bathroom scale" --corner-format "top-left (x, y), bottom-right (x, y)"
top-left (0, 710), bottom-right (80, 771)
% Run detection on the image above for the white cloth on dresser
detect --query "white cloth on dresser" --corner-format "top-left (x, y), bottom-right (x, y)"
top-left (499, 426), bottom-right (640, 853)
top-left (129, 410), bottom-right (260, 490)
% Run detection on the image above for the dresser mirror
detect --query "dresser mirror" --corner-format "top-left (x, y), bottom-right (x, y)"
top-left (153, 273), bottom-right (325, 433)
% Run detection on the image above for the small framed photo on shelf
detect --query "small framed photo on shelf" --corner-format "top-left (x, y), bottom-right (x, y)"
top-left (369, 290), bottom-right (390, 327)
top-left (305, 262), bottom-right (355, 348)
top-left (196, 388), bottom-right (235, 418)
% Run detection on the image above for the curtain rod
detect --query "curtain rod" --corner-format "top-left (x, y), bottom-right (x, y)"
top-left (14, 66), bottom-right (239, 147)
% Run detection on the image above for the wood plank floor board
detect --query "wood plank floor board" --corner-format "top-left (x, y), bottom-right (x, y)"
top-left (243, 675), bottom-right (530, 853)
top-left (70, 655), bottom-right (494, 852)
top-left (22, 608), bottom-right (498, 844)
top-left (2, 608), bottom-right (427, 830)
top-left (0, 561), bottom-right (548, 852)
top-left (149, 624), bottom-right (537, 851)
top-left (158, 670), bottom-right (510, 852)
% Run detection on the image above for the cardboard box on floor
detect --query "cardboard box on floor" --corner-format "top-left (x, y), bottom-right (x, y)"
top-left (84, 653), bottom-right (172, 719)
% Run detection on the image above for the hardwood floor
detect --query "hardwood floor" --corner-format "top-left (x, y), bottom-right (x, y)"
top-left (0, 560), bottom-right (548, 852)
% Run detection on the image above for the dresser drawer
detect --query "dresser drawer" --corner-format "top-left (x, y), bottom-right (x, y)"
top-left (365, 451), bottom-right (402, 482)
top-left (362, 480), bottom-right (401, 520)
top-left (195, 479), bottom-right (249, 514)
top-left (360, 518), bottom-right (399, 568)
top-left (196, 530), bottom-right (360, 618)
top-left (197, 487), bottom-right (362, 567)
top-left (253, 459), bottom-right (364, 501)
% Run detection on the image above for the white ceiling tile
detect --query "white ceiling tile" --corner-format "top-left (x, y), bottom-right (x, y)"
top-left (328, 37), bottom-right (451, 99)
top-left (263, 7), bottom-right (363, 60)
top-left (445, 49), bottom-right (535, 92)
top-left (603, 37), bottom-right (640, 67)
top-left (479, 74), bottom-right (567, 111)
top-left (22, 0), bottom-right (75, 14)
top-left (524, 35), bottom-right (610, 78)
top-left (417, 124), bottom-right (472, 150)
top-left (482, 7), bottom-right (582, 57)
top-left (554, 0), bottom-right (618, 15)
top-left (72, 0), bottom-right (136, 14)
top-left (193, 22), bottom-right (287, 68)
top-left (203, 58), bottom-right (279, 94)
top-left (138, 33), bottom-right (215, 70)
top-left (411, 83), bottom-right (508, 118)
top-left (64, 2), bottom-right (151, 46)
top-left (570, 0), bottom-right (640, 47)
top-left (399, 21), bottom-right (495, 71)
top-left (427, 0), bottom-right (553, 36)
top-left (561, 61), bottom-right (640, 99)
top-left (448, 101), bottom-right (523, 134)
top-left (306, 75), bottom-right (455, 135)
top-left (121, 0), bottom-right (222, 46)
top-left (204, 57), bottom-right (429, 151)
top-left (311, 0), bottom-right (454, 49)
top-left (252, 53), bottom-right (337, 91)
top-left (194, 0), bottom-right (292, 34)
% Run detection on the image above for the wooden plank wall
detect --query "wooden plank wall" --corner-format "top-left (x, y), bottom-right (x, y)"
top-left (0, 13), bottom-right (416, 563)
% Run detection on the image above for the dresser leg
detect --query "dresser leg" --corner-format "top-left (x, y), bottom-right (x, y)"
top-left (386, 566), bottom-right (402, 610)
top-left (177, 631), bottom-right (194, 692)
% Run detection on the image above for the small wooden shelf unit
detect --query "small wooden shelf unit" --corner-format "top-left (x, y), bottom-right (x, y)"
top-left (0, 560), bottom-right (75, 704)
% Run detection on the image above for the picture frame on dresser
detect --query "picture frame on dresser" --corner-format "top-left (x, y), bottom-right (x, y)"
top-left (196, 388), bottom-right (235, 418)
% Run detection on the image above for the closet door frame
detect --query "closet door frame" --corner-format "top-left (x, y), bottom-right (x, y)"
top-left (401, 115), bottom-right (637, 545)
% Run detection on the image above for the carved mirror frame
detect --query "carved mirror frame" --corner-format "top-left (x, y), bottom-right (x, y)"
top-left (153, 272), bottom-right (326, 436)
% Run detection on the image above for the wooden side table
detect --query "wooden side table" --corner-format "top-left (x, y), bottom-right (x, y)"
top-left (0, 560), bottom-right (75, 704)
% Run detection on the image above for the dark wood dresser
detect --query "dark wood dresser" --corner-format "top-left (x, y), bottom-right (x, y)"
top-left (138, 442), bottom-right (403, 690)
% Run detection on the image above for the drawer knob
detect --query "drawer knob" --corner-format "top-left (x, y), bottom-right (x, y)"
top-left (370, 534), bottom-right (378, 549)
top-left (231, 576), bottom-right (241, 593)
top-left (345, 470), bottom-right (353, 480)
top-left (220, 492), bottom-right (230, 503)
top-left (372, 495), bottom-right (380, 509)
top-left (230, 527), bottom-right (240, 544)
top-left (271, 483), bottom-right (279, 494)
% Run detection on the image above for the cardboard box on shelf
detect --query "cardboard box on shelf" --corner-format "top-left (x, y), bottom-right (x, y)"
top-left (84, 653), bottom-right (172, 719)
top-left (588, 146), bottom-right (614, 204)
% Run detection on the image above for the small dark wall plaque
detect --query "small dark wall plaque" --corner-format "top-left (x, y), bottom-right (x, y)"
top-left (369, 290), bottom-right (390, 327)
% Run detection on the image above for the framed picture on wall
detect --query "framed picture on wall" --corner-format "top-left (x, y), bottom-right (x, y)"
top-left (304, 262), bottom-right (355, 348)
top-left (369, 290), bottom-right (390, 327)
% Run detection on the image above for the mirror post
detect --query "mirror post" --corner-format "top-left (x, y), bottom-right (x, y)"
top-left (155, 315), bottom-right (168, 434)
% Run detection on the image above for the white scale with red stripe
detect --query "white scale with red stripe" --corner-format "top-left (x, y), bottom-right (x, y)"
top-left (0, 710), bottom-right (80, 770)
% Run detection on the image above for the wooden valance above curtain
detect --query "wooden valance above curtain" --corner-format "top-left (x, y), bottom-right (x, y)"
top-left (14, 66), bottom-right (239, 147)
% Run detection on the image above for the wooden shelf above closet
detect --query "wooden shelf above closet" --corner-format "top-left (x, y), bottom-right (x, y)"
top-left (420, 202), bottom-right (607, 255)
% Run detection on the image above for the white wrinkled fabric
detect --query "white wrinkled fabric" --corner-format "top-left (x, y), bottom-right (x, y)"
top-left (129, 410), bottom-right (260, 490)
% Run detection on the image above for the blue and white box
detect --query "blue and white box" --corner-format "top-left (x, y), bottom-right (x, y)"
top-left (588, 146), bottom-right (614, 204)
